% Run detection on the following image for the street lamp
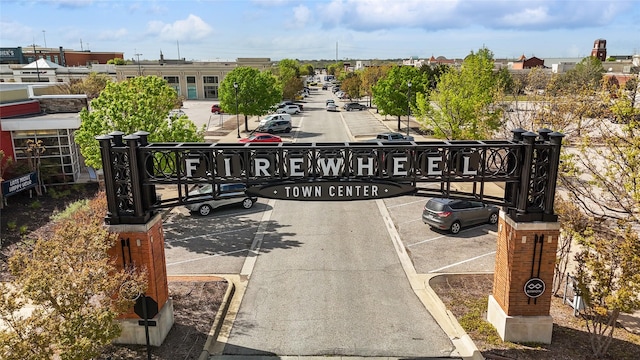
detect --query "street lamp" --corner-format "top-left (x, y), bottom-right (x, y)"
top-left (135, 53), bottom-right (142, 76)
top-left (234, 82), bottom-right (240, 138)
top-left (407, 81), bottom-right (412, 138)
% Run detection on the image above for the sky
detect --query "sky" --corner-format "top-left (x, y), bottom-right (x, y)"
top-left (1, 0), bottom-right (639, 62)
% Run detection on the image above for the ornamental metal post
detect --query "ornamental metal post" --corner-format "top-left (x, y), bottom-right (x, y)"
top-left (96, 134), bottom-right (118, 222)
top-left (516, 131), bottom-right (538, 216)
top-left (123, 134), bottom-right (144, 219)
top-left (544, 131), bottom-right (565, 219)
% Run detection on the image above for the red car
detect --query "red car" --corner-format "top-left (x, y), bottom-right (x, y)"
top-left (238, 133), bottom-right (282, 143)
top-left (211, 104), bottom-right (223, 114)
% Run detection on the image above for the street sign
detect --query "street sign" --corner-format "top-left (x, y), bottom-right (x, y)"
top-left (134, 296), bottom-right (159, 319)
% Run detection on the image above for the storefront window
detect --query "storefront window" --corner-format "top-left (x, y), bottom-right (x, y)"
top-left (203, 86), bottom-right (218, 99)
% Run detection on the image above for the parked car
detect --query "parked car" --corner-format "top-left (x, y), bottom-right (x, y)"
top-left (322, 84), bottom-right (329, 90)
top-left (185, 183), bottom-right (257, 216)
top-left (422, 198), bottom-right (499, 234)
top-left (326, 99), bottom-right (335, 105)
top-left (211, 104), bottom-right (223, 114)
top-left (257, 119), bottom-right (292, 134)
top-left (326, 103), bottom-right (338, 112)
top-left (239, 133), bottom-right (282, 143)
top-left (168, 109), bottom-right (186, 119)
top-left (344, 102), bottom-right (367, 111)
top-left (276, 104), bottom-right (301, 115)
top-left (259, 113), bottom-right (292, 127)
top-left (277, 101), bottom-right (303, 111)
top-left (369, 132), bottom-right (414, 142)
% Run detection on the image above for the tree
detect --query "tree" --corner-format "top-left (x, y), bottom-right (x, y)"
top-left (0, 193), bottom-right (146, 360)
top-left (107, 58), bottom-right (125, 65)
top-left (277, 59), bottom-right (303, 101)
top-left (414, 47), bottom-right (501, 139)
top-left (418, 63), bottom-right (449, 90)
top-left (69, 72), bottom-right (112, 100)
top-left (554, 62), bottom-right (640, 358)
top-left (361, 64), bottom-right (392, 107)
top-left (573, 218), bottom-right (640, 358)
top-left (372, 65), bottom-right (424, 131)
top-left (553, 198), bottom-right (589, 295)
top-left (300, 64), bottom-right (315, 77)
top-left (74, 75), bottom-right (204, 169)
top-left (558, 56), bottom-right (605, 92)
top-left (340, 72), bottom-right (362, 100)
top-left (218, 66), bottom-right (281, 132)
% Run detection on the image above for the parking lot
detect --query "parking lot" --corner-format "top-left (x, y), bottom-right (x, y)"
top-left (383, 195), bottom-right (498, 274)
top-left (160, 192), bottom-right (499, 277)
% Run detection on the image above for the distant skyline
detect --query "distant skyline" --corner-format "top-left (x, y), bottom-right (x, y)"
top-left (1, 0), bottom-right (639, 62)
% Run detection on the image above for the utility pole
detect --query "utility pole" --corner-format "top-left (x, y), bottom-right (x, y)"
top-left (135, 52), bottom-right (143, 76)
top-left (32, 39), bottom-right (41, 82)
top-left (42, 30), bottom-right (46, 48)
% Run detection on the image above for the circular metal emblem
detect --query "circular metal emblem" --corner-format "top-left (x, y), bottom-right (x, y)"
top-left (524, 278), bottom-right (545, 298)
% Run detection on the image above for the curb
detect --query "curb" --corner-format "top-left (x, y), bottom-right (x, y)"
top-left (198, 277), bottom-right (236, 360)
top-left (375, 199), bottom-right (484, 360)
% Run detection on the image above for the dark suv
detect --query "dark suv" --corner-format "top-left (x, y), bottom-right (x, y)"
top-left (344, 102), bottom-right (367, 111)
top-left (422, 198), bottom-right (499, 234)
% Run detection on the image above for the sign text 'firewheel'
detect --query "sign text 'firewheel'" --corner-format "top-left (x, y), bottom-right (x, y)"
top-left (183, 151), bottom-right (482, 179)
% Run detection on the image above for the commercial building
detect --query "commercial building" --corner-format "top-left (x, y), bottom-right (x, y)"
top-left (114, 56), bottom-right (274, 100)
top-left (0, 83), bottom-right (85, 184)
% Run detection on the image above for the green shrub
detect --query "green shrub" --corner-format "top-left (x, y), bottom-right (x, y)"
top-left (50, 199), bottom-right (89, 222)
top-left (19, 225), bottom-right (28, 235)
top-left (49, 187), bottom-right (71, 199)
top-left (29, 200), bottom-right (41, 209)
top-left (7, 221), bottom-right (17, 231)
top-left (457, 297), bottom-right (505, 346)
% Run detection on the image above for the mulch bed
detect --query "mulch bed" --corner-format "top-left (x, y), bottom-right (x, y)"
top-left (431, 274), bottom-right (640, 360)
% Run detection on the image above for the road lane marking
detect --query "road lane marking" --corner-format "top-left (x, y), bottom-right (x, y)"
top-left (164, 226), bottom-right (257, 242)
top-left (386, 198), bottom-right (426, 208)
top-left (398, 217), bottom-right (423, 225)
top-left (428, 251), bottom-right (496, 273)
top-left (166, 249), bottom-right (249, 266)
top-left (407, 234), bottom-right (448, 247)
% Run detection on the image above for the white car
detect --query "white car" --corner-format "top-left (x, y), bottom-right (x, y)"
top-left (259, 113), bottom-right (292, 127)
top-left (168, 109), bottom-right (186, 119)
top-left (326, 103), bottom-right (338, 112)
top-left (184, 183), bottom-right (257, 216)
top-left (276, 104), bottom-right (301, 115)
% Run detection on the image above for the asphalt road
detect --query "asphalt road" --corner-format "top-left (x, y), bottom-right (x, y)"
top-left (161, 90), bottom-right (497, 357)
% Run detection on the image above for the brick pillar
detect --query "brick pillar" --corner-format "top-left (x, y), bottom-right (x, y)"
top-left (107, 213), bottom-right (174, 346)
top-left (487, 211), bottom-right (560, 344)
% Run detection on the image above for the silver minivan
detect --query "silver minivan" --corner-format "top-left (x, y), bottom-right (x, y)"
top-left (185, 183), bottom-right (257, 216)
top-left (257, 119), bottom-right (292, 134)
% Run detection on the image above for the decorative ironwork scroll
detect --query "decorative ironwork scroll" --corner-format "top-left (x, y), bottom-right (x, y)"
top-left (96, 129), bottom-right (563, 225)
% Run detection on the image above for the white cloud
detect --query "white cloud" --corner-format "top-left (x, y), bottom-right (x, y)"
top-left (291, 5), bottom-right (311, 29)
top-left (98, 28), bottom-right (129, 41)
top-left (318, 0), bottom-right (632, 31)
top-left (0, 21), bottom-right (33, 44)
top-left (500, 7), bottom-right (551, 26)
top-left (147, 15), bottom-right (214, 42)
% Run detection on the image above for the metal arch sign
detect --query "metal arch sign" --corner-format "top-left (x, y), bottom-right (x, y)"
top-left (95, 129), bottom-right (564, 225)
